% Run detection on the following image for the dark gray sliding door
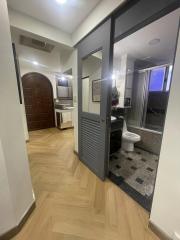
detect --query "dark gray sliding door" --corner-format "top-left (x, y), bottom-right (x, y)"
top-left (77, 19), bottom-right (112, 180)
top-left (114, 0), bottom-right (179, 41)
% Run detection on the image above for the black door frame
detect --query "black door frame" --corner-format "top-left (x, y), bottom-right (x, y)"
top-left (113, 0), bottom-right (179, 44)
top-left (108, 0), bottom-right (180, 211)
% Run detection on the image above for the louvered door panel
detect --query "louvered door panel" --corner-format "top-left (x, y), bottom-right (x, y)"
top-left (81, 118), bottom-right (103, 176)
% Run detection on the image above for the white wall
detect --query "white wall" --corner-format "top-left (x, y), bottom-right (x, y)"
top-left (71, 49), bottom-right (78, 152)
top-left (0, 0), bottom-right (34, 235)
top-left (150, 30), bottom-right (180, 238)
top-left (0, 140), bottom-right (15, 234)
top-left (114, 54), bottom-right (127, 107)
top-left (61, 49), bottom-right (74, 73)
top-left (20, 92), bottom-right (29, 141)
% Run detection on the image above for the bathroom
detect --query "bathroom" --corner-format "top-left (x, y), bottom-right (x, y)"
top-left (109, 9), bottom-right (179, 211)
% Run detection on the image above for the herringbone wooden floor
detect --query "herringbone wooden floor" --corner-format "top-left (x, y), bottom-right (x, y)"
top-left (13, 128), bottom-right (159, 240)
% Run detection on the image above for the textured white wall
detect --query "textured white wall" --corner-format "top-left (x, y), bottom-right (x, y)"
top-left (150, 30), bottom-right (180, 238)
top-left (0, 0), bottom-right (34, 235)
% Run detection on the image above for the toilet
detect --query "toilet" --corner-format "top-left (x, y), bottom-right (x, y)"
top-left (122, 120), bottom-right (141, 152)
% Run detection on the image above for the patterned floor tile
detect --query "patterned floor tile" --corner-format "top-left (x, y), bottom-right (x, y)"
top-left (109, 148), bottom-right (159, 199)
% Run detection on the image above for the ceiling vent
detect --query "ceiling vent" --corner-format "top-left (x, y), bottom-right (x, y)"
top-left (20, 35), bottom-right (54, 53)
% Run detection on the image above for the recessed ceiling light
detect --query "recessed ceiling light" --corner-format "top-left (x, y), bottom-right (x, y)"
top-left (149, 38), bottom-right (160, 46)
top-left (32, 61), bottom-right (39, 65)
top-left (56, 0), bottom-right (67, 4)
top-left (61, 76), bottom-right (66, 81)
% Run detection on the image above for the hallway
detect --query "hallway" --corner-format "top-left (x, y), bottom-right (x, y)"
top-left (13, 128), bottom-right (159, 240)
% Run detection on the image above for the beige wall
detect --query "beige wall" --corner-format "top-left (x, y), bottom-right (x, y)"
top-left (0, 0), bottom-right (34, 235)
top-left (150, 30), bottom-right (180, 238)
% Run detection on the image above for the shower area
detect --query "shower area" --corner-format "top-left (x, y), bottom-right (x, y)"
top-left (126, 64), bottom-right (173, 155)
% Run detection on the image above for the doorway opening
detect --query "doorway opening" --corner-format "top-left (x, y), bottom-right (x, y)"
top-left (109, 9), bottom-right (180, 211)
top-left (22, 72), bottom-right (55, 131)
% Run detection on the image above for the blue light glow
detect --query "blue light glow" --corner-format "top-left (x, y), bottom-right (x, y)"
top-left (149, 67), bottom-right (166, 92)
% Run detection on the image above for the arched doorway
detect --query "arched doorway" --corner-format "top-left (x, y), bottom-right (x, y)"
top-left (22, 72), bottom-right (55, 131)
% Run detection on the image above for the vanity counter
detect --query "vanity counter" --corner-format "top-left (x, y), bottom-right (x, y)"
top-left (55, 107), bottom-right (74, 129)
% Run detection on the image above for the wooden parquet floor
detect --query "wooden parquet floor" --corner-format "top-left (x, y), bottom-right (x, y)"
top-left (13, 128), bottom-right (159, 240)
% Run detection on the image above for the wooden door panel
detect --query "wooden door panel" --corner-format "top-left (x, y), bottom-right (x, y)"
top-left (22, 72), bottom-right (55, 131)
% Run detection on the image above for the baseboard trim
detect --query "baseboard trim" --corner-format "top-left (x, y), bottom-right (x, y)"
top-left (149, 221), bottom-right (172, 240)
top-left (74, 150), bottom-right (79, 157)
top-left (0, 201), bottom-right (36, 240)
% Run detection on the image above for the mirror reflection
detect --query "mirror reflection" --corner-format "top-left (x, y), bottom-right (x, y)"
top-left (82, 50), bottom-right (102, 114)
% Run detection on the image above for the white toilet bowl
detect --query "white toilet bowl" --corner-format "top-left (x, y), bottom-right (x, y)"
top-left (122, 120), bottom-right (141, 152)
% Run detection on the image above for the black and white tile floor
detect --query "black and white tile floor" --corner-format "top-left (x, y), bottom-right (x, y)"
top-left (109, 148), bottom-right (159, 211)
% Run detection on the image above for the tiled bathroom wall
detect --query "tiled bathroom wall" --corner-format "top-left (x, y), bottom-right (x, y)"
top-left (128, 126), bottom-right (162, 155)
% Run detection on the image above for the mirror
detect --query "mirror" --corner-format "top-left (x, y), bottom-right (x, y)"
top-left (82, 50), bottom-right (102, 114)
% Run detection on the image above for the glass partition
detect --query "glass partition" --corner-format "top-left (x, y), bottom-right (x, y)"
top-left (113, 9), bottom-right (179, 132)
top-left (82, 50), bottom-right (102, 114)
top-left (109, 8), bottom-right (179, 211)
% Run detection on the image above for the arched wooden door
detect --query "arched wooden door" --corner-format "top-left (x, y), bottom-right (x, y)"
top-left (22, 72), bottom-right (55, 131)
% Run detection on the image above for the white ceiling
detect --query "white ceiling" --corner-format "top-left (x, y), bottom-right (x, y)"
top-left (114, 9), bottom-right (180, 65)
top-left (7, 0), bottom-right (102, 34)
